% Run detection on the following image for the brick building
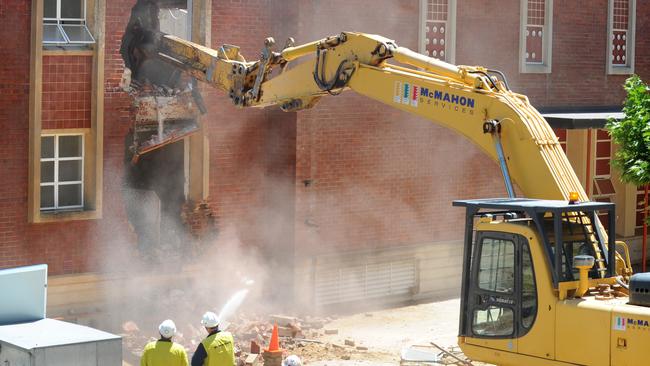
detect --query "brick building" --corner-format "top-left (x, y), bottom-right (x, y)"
top-left (0, 0), bottom-right (648, 312)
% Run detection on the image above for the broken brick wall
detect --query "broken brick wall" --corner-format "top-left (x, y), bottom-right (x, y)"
top-left (0, 0), bottom-right (298, 275)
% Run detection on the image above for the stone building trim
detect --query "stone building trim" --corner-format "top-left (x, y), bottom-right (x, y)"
top-left (29, 0), bottom-right (104, 223)
top-left (519, 0), bottom-right (553, 73)
top-left (606, 0), bottom-right (636, 75)
top-left (419, 0), bottom-right (457, 64)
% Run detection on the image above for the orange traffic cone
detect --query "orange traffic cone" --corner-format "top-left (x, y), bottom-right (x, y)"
top-left (265, 323), bottom-right (282, 353)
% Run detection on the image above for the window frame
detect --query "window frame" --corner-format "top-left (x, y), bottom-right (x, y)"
top-left (40, 133), bottom-right (85, 211)
top-left (419, 0), bottom-right (457, 64)
top-left (43, 0), bottom-right (95, 45)
top-left (468, 231), bottom-right (538, 339)
top-left (158, 0), bottom-right (193, 41)
top-left (606, 0), bottom-right (636, 75)
top-left (519, 0), bottom-right (553, 74)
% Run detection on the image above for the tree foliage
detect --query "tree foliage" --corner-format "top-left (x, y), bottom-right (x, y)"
top-left (606, 75), bottom-right (650, 186)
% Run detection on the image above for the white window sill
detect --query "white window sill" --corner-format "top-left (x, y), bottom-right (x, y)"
top-left (607, 65), bottom-right (634, 75)
top-left (520, 63), bottom-right (552, 74)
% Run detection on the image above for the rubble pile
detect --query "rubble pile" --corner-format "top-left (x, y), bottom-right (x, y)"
top-left (120, 313), bottom-right (354, 365)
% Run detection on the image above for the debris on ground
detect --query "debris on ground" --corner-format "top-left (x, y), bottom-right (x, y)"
top-left (121, 313), bottom-right (358, 365)
top-left (119, 300), bottom-right (487, 365)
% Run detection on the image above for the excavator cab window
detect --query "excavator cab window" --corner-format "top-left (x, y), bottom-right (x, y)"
top-left (468, 232), bottom-right (537, 338)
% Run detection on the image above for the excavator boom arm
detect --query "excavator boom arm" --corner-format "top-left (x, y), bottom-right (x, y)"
top-left (121, 27), bottom-right (630, 277)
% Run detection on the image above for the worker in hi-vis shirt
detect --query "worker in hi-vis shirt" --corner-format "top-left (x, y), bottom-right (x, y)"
top-left (141, 319), bottom-right (189, 366)
top-left (191, 312), bottom-right (235, 366)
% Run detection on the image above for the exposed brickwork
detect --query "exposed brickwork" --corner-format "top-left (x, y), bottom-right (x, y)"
top-left (42, 55), bottom-right (92, 130)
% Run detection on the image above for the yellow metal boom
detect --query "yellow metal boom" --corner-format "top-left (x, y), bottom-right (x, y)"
top-left (123, 30), bottom-right (631, 277)
top-left (135, 31), bottom-right (577, 199)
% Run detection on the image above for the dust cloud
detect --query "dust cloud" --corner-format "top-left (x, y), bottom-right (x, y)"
top-left (89, 0), bottom-right (508, 343)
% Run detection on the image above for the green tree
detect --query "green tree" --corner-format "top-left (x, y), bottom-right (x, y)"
top-left (607, 75), bottom-right (650, 185)
top-left (606, 75), bottom-right (650, 270)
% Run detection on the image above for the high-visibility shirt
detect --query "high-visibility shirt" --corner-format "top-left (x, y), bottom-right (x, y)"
top-left (200, 331), bottom-right (235, 366)
top-left (141, 339), bottom-right (189, 366)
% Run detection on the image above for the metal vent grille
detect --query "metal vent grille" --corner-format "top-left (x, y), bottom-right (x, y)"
top-left (314, 259), bottom-right (418, 306)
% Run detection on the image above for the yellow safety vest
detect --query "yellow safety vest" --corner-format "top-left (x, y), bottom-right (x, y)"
top-left (140, 340), bottom-right (188, 366)
top-left (200, 331), bottom-right (235, 366)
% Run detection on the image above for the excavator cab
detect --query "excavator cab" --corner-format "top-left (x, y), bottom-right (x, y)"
top-left (453, 198), bottom-right (622, 365)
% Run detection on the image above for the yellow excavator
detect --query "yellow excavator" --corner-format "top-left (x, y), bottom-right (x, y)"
top-left (120, 5), bottom-right (650, 365)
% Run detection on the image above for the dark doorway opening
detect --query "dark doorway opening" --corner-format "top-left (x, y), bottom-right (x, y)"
top-left (123, 133), bottom-right (187, 264)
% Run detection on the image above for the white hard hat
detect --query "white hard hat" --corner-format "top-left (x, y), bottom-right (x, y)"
top-left (201, 311), bottom-right (220, 328)
top-left (282, 355), bottom-right (302, 366)
top-left (158, 319), bottom-right (176, 339)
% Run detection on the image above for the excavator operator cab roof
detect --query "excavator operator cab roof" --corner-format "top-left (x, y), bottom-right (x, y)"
top-left (453, 198), bottom-right (616, 287)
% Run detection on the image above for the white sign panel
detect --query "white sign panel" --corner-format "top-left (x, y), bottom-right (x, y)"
top-left (0, 264), bottom-right (47, 325)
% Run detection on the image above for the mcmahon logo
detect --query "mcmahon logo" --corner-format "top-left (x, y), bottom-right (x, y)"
top-left (614, 316), bottom-right (650, 331)
top-left (420, 87), bottom-right (475, 108)
top-left (628, 318), bottom-right (650, 327)
top-left (393, 81), bottom-right (475, 115)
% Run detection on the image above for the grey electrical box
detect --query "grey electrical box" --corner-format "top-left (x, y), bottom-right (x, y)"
top-left (0, 318), bottom-right (122, 366)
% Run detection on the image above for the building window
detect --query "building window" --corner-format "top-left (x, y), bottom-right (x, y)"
top-left (43, 0), bottom-right (95, 45)
top-left (607, 0), bottom-right (636, 74)
top-left (419, 0), bottom-right (457, 64)
top-left (159, 0), bottom-right (192, 40)
top-left (40, 134), bottom-right (84, 211)
top-left (591, 129), bottom-right (615, 223)
top-left (519, 0), bottom-right (553, 73)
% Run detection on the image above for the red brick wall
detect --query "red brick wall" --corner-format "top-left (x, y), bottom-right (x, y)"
top-left (456, 0), bottom-right (650, 107)
top-left (0, 0), bottom-right (137, 275)
top-left (204, 0), bottom-right (298, 252)
top-left (291, 0), bottom-right (505, 256)
top-left (0, 0), bottom-right (31, 269)
top-left (42, 55), bottom-right (92, 130)
top-left (635, 1), bottom-right (650, 78)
